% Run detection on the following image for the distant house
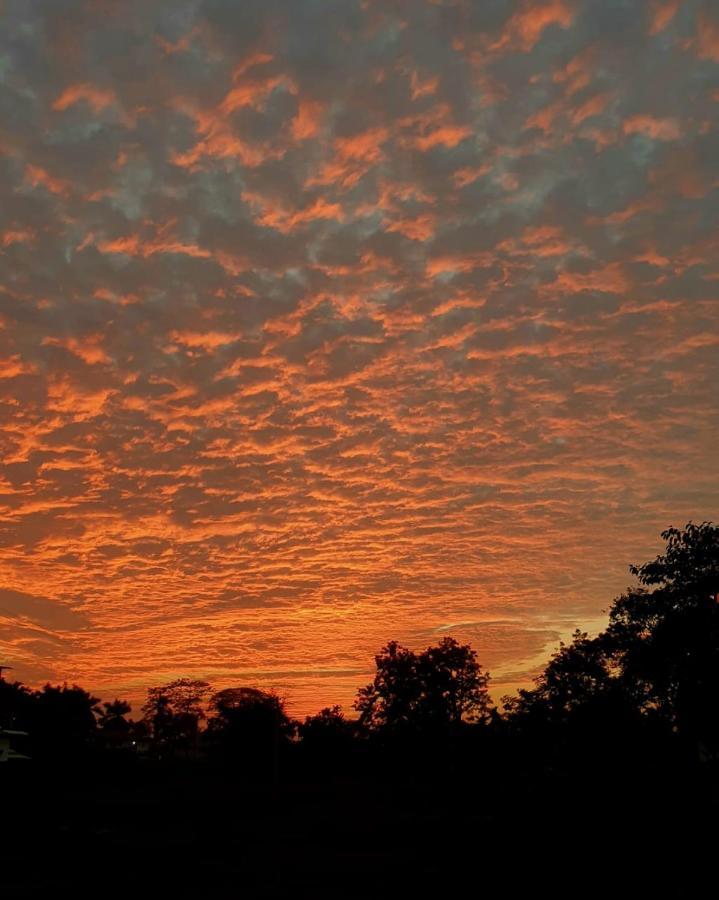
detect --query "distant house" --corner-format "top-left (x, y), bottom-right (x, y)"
top-left (0, 729), bottom-right (30, 762)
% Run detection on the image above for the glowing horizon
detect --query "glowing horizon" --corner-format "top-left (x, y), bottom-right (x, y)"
top-left (0, 0), bottom-right (717, 716)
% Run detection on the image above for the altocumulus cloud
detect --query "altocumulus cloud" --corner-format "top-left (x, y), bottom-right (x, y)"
top-left (0, 0), bottom-right (717, 713)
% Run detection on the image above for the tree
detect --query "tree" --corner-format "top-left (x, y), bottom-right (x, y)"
top-left (504, 521), bottom-right (719, 762)
top-left (299, 705), bottom-right (355, 771)
top-left (208, 687), bottom-right (293, 737)
top-left (604, 521), bottom-right (719, 749)
top-left (354, 637), bottom-right (492, 733)
top-left (0, 679), bottom-right (35, 731)
top-left (300, 705), bottom-right (351, 741)
top-left (300, 705), bottom-right (353, 744)
top-left (504, 630), bottom-right (614, 726)
top-left (207, 687), bottom-right (293, 779)
top-left (142, 678), bottom-right (210, 754)
top-left (97, 698), bottom-right (132, 729)
top-left (97, 698), bottom-right (132, 749)
top-left (30, 683), bottom-right (100, 759)
top-left (143, 678), bottom-right (210, 719)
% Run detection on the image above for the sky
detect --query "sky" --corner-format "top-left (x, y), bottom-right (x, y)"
top-left (0, 0), bottom-right (717, 716)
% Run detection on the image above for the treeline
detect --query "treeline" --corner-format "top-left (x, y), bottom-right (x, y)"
top-left (2, 521), bottom-right (718, 784)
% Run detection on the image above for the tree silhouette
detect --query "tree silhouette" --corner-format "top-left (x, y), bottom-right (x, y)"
top-left (97, 698), bottom-right (132, 750)
top-left (97, 698), bottom-right (132, 728)
top-left (207, 687), bottom-right (293, 778)
top-left (30, 683), bottom-right (100, 758)
top-left (299, 705), bottom-right (355, 775)
top-left (604, 521), bottom-right (719, 752)
top-left (300, 705), bottom-right (351, 741)
top-left (0, 679), bottom-right (34, 731)
top-left (142, 678), bottom-right (210, 755)
top-left (504, 629), bottom-right (613, 725)
top-left (1, 520), bottom-right (714, 797)
top-left (505, 521), bottom-right (719, 763)
top-left (355, 636), bottom-right (492, 733)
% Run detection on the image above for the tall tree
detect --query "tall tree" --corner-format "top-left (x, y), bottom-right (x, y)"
top-left (355, 637), bottom-right (492, 732)
top-left (142, 678), bottom-right (210, 753)
top-left (97, 698), bottom-right (132, 748)
top-left (207, 687), bottom-right (293, 779)
top-left (30, 683), bottom-right (100, 758)
top-left (505, 522), bottom-right (719, 759)
top-left (504, 630), bottom-right (614, 726)
top-left (97, 698), bottom-right (132, 729)
top-left (605, 521), bottom-right (719, 748)
top-left (0, 679), bottom-right (35, 731)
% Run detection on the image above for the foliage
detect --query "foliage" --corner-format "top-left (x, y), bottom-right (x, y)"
top-left (605, 521), bottom-right (719, 744)
top-left (300, 705), bottom-right (354, 744)
top-left (354, 636), bottom-right (492, 732)
top-left (31, 683), bottom-right (101, 758)
top-left (0, 679), bottom-right (35, 731)
top-left (506, 521), bottom-right (719, 756)
top-left (207, 687), bottom-right (293, 776)
top-left (208, 687), bottom-right (292, 736)
top-left (504, 630), bottom-right (613, 724)
top-left (97, 698), bottom-right (132, 729)
top-left (142, 678), bottom-right (211, 752)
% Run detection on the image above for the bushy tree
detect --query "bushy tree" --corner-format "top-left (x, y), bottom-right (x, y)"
top-left (605, 521), bottom-right (719, 748)
top-left (505, 522), bottom-right (719, 760)
top-left (207, 687), bottom-right (293, 777)
top-left (300, 705), bottom-right (354, 746)
top-left (30, 683), bottom-right (100, 758)
top-left (142, 678), bottom-right (210, 754)
top-left (504, 630), bottom-right (614, 725)
top-left (0, 679), bottom-right (35, 731)
top-left (355, 637), bottom-right (492, 733)
top-left (97, 698), bottom-right (132, 729)
top-left (97, 698), bottom-right (133, 749)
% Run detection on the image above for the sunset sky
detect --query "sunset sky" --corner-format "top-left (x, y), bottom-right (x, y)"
top-left (0, 0), bottom-right (717, 716)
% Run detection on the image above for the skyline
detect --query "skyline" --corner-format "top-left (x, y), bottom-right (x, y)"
top-left (0, 0), bottom-right (717, 715)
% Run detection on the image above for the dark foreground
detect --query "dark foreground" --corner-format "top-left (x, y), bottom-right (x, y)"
top-left (3, 759), bottom-right (718, 897)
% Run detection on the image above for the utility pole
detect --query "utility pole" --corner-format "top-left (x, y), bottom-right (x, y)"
top-left (0, 665), bottom-right (13, 682)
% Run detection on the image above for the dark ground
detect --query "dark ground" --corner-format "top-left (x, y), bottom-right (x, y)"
top-left (2, 759), bottom-right (718, 897)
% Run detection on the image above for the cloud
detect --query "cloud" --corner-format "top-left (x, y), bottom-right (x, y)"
top-left (0, 588), bottom-right (90, 631)
top-left (0, 0), bottom-right (716, 714)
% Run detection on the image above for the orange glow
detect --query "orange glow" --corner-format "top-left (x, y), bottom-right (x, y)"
top-left (53, 83), bottom-right (117, 113)
top-left (0, 0), bottom-right (717, 721)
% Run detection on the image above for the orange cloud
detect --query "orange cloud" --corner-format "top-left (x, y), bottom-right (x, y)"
top-left (0, 356), bottom-right (36, 378)
top-left (24, 164), bottom-right (70, 196)
top-left (453, 164), bottom-right (492, 187)
top-left (545, 262), bottom-right (630, 295)
top-left (694, 12), bottom-right (719, 62)
top-left (172, 54), bottom-right (292, 169)
top-left (53, 83), bottom-right (117, 113)
top-left (495, 0), bottom-right (575, 52)
top-left (42, 334), bottom-right (110, 366)
top-left (648, 0), bottom-right (682, 35)
top-left (623, 115), bottom-right (681, 140)
top-left (571, 91), bottom-right (612, 125)
top-left (399, 103), bottom-right (472, 151)
top-left (525, 98), bottom-right (565, 134)
top-left (168, 330), bottom-right (243, 350)
top-left (243, 192), bottom-right (344, 233)
top-left (155, 29), bottom-right (198, 55)
top-left (553, 47), bottom-right (596, 96)
top-left (291, 98), bottom-right (324, 140)
top-left (309, 126), bottom-right (390, 189)
top-left (2, 228), bottom-right (35, 247)
top-left (410, 70), bottom-right (439, 100)
top-left (2, 0), bottom-right (717, 721)
top-left (384, 214), bottom-right (435, 241)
